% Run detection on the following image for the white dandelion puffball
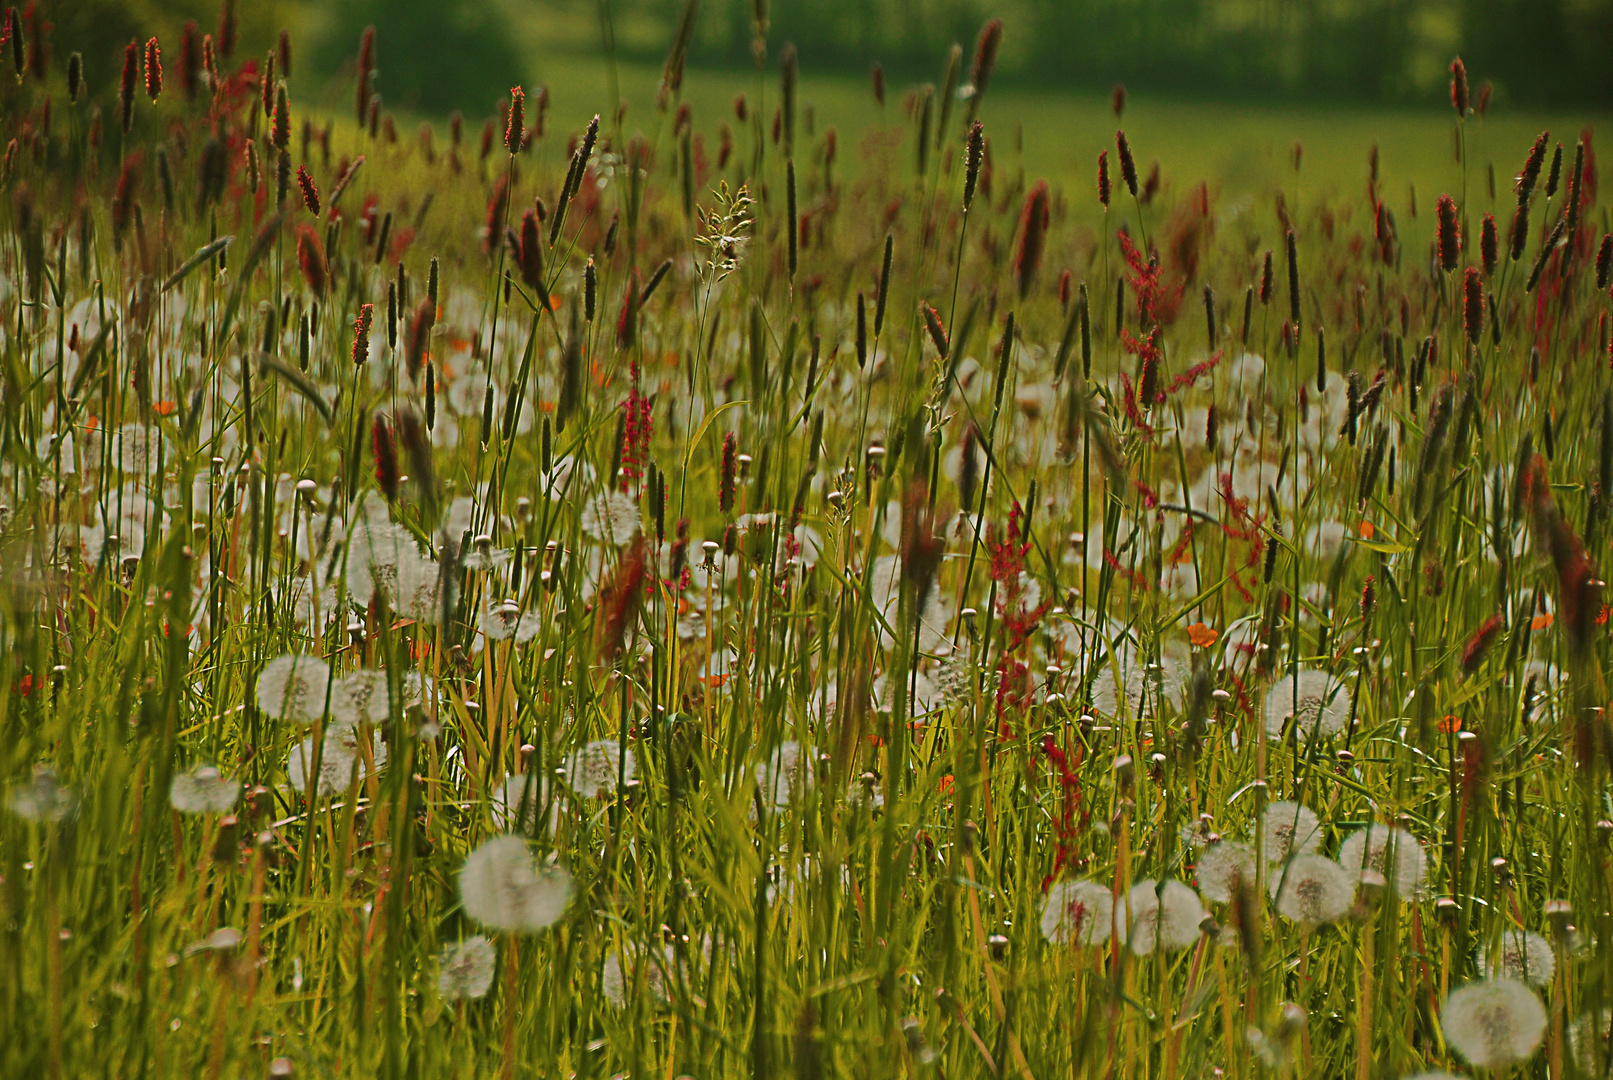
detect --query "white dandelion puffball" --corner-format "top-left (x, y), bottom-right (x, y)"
top-left (1115, 879), bottom-right (1205, 954)
top-left (494, 771), bottom-right (554, 832)
top-left (1338, 824), bottom-right (1427, 898)
top-left (169, 765), bottom-right (240, 815)
top-left (581, 490), bottom-right (640, 545)
top-left (601, 945), bottom-right (675, 1008)
top-left (437, 936), bottom-right (497, 1000)
top-left (754, 741), bottom-right (810, 809)
top-left (1441, 977), bottom-right (1547, 1069)
top-left (1261, 800), bottom-right (1323, 863)
top-left (1264, 668), bottom-right (1348, 739)
top-left (459, 836), bottom-right (573, 933)
top-left (1196, 840), bottom-right (1257, 904)
top-left (1041, 879), bottom-right (1115, 946)
top-left (286, 734), bottom-right (358, 798)
top-left (256, 653), bottom-right (331, 722)
top-left (7, 767), bottom-right (76, 823)
top-left (1270, 854), bottom-right (1355, 926)
top-left (330, 668), bottom-right (390, 728)
top-left (1477, 930), bottom-right (1556, 989)
top-left (564, 739), bottom-right (635, 798)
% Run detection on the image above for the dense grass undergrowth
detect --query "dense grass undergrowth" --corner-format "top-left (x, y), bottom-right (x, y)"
top-left (1, 6), bottom-right (1611, 1079)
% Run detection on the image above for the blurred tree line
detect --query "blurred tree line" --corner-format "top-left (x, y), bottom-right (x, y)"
top-left (42, 0), bottom-right (1613, 112)
top-left (656, 0), bottom-right (1613, 107)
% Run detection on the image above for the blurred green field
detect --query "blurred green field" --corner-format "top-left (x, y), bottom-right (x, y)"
top-left (493, 49), bottom-right (1613, 215)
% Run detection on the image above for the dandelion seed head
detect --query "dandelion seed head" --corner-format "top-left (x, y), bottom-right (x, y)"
top-left (581, 491), bottom-right (640, 545)
top-left (437, 936), bottom-right (497, 1000)
top-left (753, 740), bottom-right (809, 809)
top-left (1264, 668), bottom-right (1348, 738)
top-left (1041, 879), bottom-right (1115, 946)
top-left (330, 668), bottom-right (389, 728)
top-left (256, 653), bottom-right (330, 722)
top-left (1260, 800), bottom-right (1323, 863)
top-left (1196, 839), bottom-right (1257, 904)
top-left (1338, 823), bottom-right (1427, 898)
top-left (1477, 930), bottom-right (1556, 989)
top-left (564, 739), bottom-right (634, 798)
top-left (1270, 853), bottom-right (1354, 926)
top-left (1442, 977), bottom-right (1547, 1069)
top-left (286, 734), bottom-right (358, 797)
top-left (1116, 879), bottom-right (1204, 954)
top-left (7, 766), bottom-right (76, 823)
top-left (458, 835), bottom-right (572, 933)
top-left (169, 764), bottom-right (239, 814)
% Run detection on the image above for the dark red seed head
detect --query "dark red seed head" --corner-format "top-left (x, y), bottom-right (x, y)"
top-left (719, 431), bottom-right (737, 515)
top-left (1111, 82), bottom-right (1126, 118)
top-left (217, 0), bottom-right (238, 59)
top-left (1116, 130), bottom-right (1138, 197)
top-left (1463, 267), bottom-right (1483, 345)
top-left (143, 37), bottom-right (162, 101)
top-left (178, 21), bottom-right (200, 100)
top-left (1450, 56), bottom-right (1468, 117)
top-left (1598, 233), bottom-right (1613, 290)
top-left (517, 208), bottom-right (543, 290)
top-left (970, 18), bottom-right (1004, 100)
top-left (296, 165), bottom-right (319, 216)
top-left (1516, 131), bottom-right (1549, 203)
top-left (1480, 212), bottom-right (1498, 277)
top-left (505, 86), bottom-right (524, 155)
top-left (1259, 249), bottom-right (1273, 304)
top-left (119, 40), bottom-right (137, 133)
top-left (372, 415), bottom-right (399, 501)
top-left (1097, 149), bottom-right (1111, 209)
top-left (1436, 193), bottom-right (1460, 272)
top-left (352, 303), bottom-right (374, 365)
top-left (295, 225), bottom-right (327, 299)
top-left (1014, 180), bottom-right (1051, 300)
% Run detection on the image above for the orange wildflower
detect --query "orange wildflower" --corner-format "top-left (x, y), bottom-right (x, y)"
top-left (1187, 622), bottom-right (1218, 648)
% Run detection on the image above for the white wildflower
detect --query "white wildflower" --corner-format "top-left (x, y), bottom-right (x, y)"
top-left (1338, 824), bottom-right (1427, 898)
top-left (437, 936), bottom-right (497, 1000)
top-left (1270, 854), bottom-right (1354, 926)
top-left (1477, 930), bottom-right (1555, 989)
top-left (1196, 840), bottom-right (1258, 904)
top-left (169, 765), bottom-right (240, 814)
top-left (256, 653), bottom-right (330, 722)
top-left (1040, 879), bottom-right (1115, 946)
top-left (1441, 977), bottom-right (1547, 1069)
top-left (564, 739), bottom-right (635, 798)
top-left (330, 668), bottom-right (391, 728)
top-left (1115, 879), bottom-right (1204, 954)
top-left (581, 490), bottom-right (640, 546)
top-left (458, 836), bottom-right (572, 933)
top-left (754, 740), bottom-right (810, 809)
top-left (1260, 800), bottom-right (1322, 863)
top-left (7, 766), bottom-right (76, 823)
top-left (286, 734), bottom-right (358, 798)
top-left (1264, 668), bottom-right (1348, 739)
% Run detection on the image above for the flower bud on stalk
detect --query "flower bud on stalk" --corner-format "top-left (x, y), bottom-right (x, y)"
top-left (144, 37), bottom-right (162, 101)
top-left (1116, 130), bottom-right (1138, 197)
top-left (505, 86), bottom-right (524, 155)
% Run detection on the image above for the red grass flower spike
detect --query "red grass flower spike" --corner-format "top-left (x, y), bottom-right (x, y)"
top-left (144, 36), bottom-right (161, 101)
top-left (1014, 181), bottom-right (1050, 299)
top-left (296, 165), bottom-right (319, 215)
top-left (351, 303), bottom-right (374, 366)
top-left (1436, 194), bottom-right (1460, 272)
top-left (505, 85), bottom-right (524, 155)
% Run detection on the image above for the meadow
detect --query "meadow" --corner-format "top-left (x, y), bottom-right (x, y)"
top-left (1, 4), bottom-right (1611, 1079)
